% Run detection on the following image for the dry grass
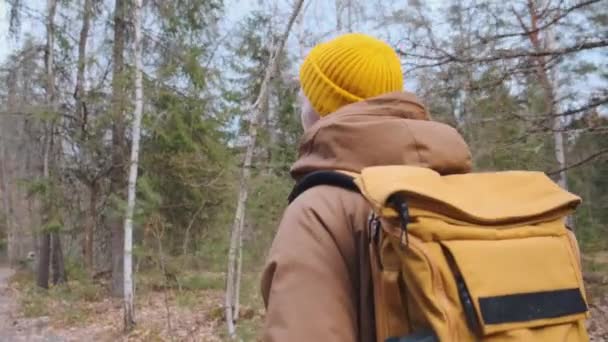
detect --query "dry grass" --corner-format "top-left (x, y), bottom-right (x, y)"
top-left (7, 269), bottom-right (264, 341)
top-left (7, 253), bottom-right (607, 341)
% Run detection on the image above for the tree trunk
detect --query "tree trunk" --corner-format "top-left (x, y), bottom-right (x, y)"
top-left (225, 0), bottom-right (305, 337)
top-left (124, 0), bottom-right (144, 331)
top-left (84, 181), bottom-right (97, 271)
top-left (225, 167), bottom-right (249, 337)
top-left (37, 233), bottom-right (51, 289)
top-left (346, 0), bottom-right (353, 32)
top-left (110, 0), bottom-right (128, 298)
top-left (182, 204), bottom-right (204, 256)
top-left (37, 123), bottom-right (52, 289)
top-left (544, 18), bottom-right (568, 188)
top-left (263, 89), bottom-right (274, 175)
top-left (335, 0), bottom-right (342, 31)
top-left (44, 0), bottom-right (57, 106)
top-left (2, 70), bottom-right (18, 265)
top-left (51, 232), bottom-right (66, 284)
top-left (75, 0), bottom-right (93, 134)
top-left (525, 0), bottom-right (572, 227)
top-left (0, 132), bottom-right (13, 264)
top-left (75, 0), bottom-right (94, 272)
top-left (233, 215), bottom-right (245, 321)
top-left (37, 0), bottom-right (57, 290)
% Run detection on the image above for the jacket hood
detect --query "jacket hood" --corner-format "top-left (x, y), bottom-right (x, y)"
top-left (290, 91), bottom-right (472, 179)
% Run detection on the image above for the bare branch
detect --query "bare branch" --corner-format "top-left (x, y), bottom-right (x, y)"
top-left (547, 148), bottom-right (608, 175)
top-left (553, 96), bottom-right (608, 118)
top-left (399, 39), bottom-right (608, 69)
top-left (8, 0), bottom-right (23, 36)
top-left (478, 0), bottom-right (601, 42)
top-left (225, 0), bottom-right (306, 337)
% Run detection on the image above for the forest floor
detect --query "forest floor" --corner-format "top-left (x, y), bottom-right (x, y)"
top-left (0, 267), bottom-right (264, 342)
top-left (1, 255), bottom-right (607, 342)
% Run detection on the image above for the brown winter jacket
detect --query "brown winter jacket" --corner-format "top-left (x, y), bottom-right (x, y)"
top-left (260, 91), bottom-right (473, 342)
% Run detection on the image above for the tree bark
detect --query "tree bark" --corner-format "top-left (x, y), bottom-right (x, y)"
top-left (37, 0), bottom-right (57, 290)
top-left (346, 0), bottom-right (353, 32)
top-left (44, 0), bottom-right (57, 106)
top-left (84, 181), bottom-right (97, 271)
top-left (182, 204), bottom-right (204, 256)
top-left (37, 233), bottom-right (51, 289)
top-left (51, 232), bottom-right (66, 284)
top-left (75, 0), bottom-right (93, 134)
top-left (335, 0), bottom-right (342, 31)
top-left (124, 0), bottom-right (144, 331)
top-left (525, 0), bottom-right (572, 226)
top-left (75, 0), bottom-right (94, 272)
top-left (0, 131), bottom-right (13, 264)
top-left (110, 0), bottom-right (128, 297)
top-left (37, 127), bottom-right (52, 289)
top-left (224, 0), bottom-right (305, 337)
top-left (233, 214), bottom-right (245, 321)
top-left (1, 70), bottom-right (18, 265)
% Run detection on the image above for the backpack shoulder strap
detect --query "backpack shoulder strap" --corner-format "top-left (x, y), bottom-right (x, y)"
top-left (288, 170), bottom-right (360, 204)
top-left (288, 169), bottom-right (410, 341)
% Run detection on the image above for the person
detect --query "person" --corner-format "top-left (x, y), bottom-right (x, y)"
top-left (261, 33), bottom-right (472, 342)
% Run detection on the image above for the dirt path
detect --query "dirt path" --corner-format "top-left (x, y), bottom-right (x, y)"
top-left (0, 266), bottom-right (64, 342)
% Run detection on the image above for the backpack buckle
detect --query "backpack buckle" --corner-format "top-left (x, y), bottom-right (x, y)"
top-left (369, 213), bottom-right (381, 244)
top-left (387, 193), bottom-right (410, 249)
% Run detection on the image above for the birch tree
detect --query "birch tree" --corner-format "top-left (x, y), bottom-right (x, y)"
top-left (123, 0), bottom-right (144, 331)
top-left (225, 0), bottom-right (306, 337)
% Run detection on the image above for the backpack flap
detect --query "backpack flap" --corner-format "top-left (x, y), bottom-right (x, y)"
top-left (441, 237), bottom-right (588, 336)
top-left (353, 165), bottom-right (581, 225)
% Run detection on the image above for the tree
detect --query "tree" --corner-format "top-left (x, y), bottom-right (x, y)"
top-left (224, 0), bottom-right (305, 337)
top-left (75, 0), bottom-right (95, 272)
top-left (510, 0), bottom-right (569, 217)
top-left (36, 0), bottom-right (58, 290)
top-left (136, 0), bottom-right (230, 265)
top-left (0, 40), bottom-right (44, 268)
top-left (123, 0), bottom-right (144, 330)
top-left (398, 0), bottom-right (606, 243)
top-left (0, 102), bottom-right (14, 265)
top-left (567, 112), bottom-right (608, 249)
top-left (110, 0), bottom-right (128, 297)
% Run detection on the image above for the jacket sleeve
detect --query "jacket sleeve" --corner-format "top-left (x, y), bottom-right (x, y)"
top-left (261, 187), bottom-right (358, 342)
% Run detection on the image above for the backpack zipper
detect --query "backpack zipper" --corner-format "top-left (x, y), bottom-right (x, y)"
top-left (406, 235), bottom-right (456, 341)
top-left (385, 194), bottom-right (456, 340)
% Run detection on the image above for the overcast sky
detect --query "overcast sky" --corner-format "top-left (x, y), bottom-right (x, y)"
top-left (0, 0), bottom-right (604, 111)
top-left (0, 1), bottom-right (12, 63)
top-left (0, 0), bottom-right (420, 66)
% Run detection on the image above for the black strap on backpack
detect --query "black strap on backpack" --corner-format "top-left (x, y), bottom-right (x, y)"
top-left (287, 171), bottom-right (360, 204)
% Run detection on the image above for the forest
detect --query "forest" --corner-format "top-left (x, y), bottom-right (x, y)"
top-left (0, 0), bottom-right (606, 340)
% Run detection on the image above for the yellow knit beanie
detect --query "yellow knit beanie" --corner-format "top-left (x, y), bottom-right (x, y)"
top-left (299, 33), bottom-right (403, 116)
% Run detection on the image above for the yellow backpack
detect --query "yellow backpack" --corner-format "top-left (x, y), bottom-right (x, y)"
top-left (289, 166), bottom-right (590, 342)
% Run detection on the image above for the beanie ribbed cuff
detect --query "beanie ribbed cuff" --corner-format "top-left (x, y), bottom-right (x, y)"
top-left (300, 56), bottom-right (362, 116)
top-left (299, 33), bottom-right (404, 117)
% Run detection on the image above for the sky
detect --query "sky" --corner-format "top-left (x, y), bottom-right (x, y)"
top-left (0, 0), bottom-right (46, 63)
top-left (0, 0), bottom-right (604, 113)
top-left (0, 0), bottom-right (425, 67)
top-left (0, 1), bottom-right (10, 63)
top-left (0, 1), bottom-right (253, 64)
